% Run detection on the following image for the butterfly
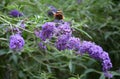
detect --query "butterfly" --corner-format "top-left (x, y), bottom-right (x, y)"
top-left (54, 10), bottom-right (64, 20)
top-left (48, 6), bottom-right (64, 20)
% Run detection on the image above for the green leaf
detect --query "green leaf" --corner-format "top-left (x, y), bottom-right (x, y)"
top-left (69, 60), bottom-right (73, 73)
top-left (19, 71), bottom-right (25, 78)
top-left (11, 54), bottom-right (18, 64)
top-left (99, 73), bottom-right (105, 79)
top-left (47, 65), bottom-right (52, 73)
top-left (68, 77), bottom-right (77, 79)
top-left (74, 27), bottom-right (92, 39)
top-left (0, 49), bottom-right (9, 56)
top-left (111, 71), bottom-right (120, 76)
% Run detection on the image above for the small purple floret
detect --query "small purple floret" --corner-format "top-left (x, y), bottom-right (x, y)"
top-left (104, 72), bottom-right (113, 78)
top-left (20, 21), bottom-right (25, 28)
top-left (67, 37), bottom-right (81, 51)
top-left (12, 27), bottom-right (22, 34)
top-left (39, 42), bottom-right (46, 49)
top-left (55, 34), bottom-right (70, 50)
top-left (9, 10), bottom-right (23, 17)
top-left (56, 22), bottom-right (72, 36)
top-left (34, 29), bottom-right (41, 38)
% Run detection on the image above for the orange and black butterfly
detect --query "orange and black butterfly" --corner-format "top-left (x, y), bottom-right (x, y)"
top-left (48, 6), bottom-right (64, 20)
top-left (54, 10), bottom-right (64, 20)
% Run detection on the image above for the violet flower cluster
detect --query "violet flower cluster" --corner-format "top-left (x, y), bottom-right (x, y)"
top-left (9, 10), bottom-right (23, 17)
top-left (9, 34), bottom-right (25, 51)
top-left (39, 22), bottom-right (56, 41)
top-left (9, 23), bottom-right (25, 51)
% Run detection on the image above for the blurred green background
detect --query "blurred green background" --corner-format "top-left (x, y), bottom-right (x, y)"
top-left (0, 0), bottom-right (120, 79)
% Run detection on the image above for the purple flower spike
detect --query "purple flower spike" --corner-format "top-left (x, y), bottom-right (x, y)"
top-left (9, 10), bottom-right (23, 17)
top-left (40, 22), bottom-right (56, 41)
top-left (79, 41), bottom-right (112, 78)
top-left (9, 34), bottom-right (25, 51)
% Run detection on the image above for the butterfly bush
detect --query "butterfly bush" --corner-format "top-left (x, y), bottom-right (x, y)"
top-left (9, 10), bottom-right (23, 17)
top-left (37, 20), bottom-right (112, 78)
top-left (8, 8), bottom-right (112, 78)
top-left (9, 34), bottom-right (25, 51)
top-left (34, 17), bottom-right (113, 77)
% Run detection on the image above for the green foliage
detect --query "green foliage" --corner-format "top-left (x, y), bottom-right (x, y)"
top-left (0, 0), bottom-right (120, 79)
